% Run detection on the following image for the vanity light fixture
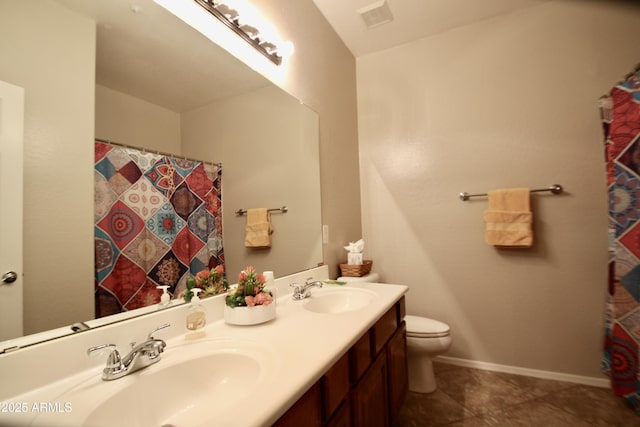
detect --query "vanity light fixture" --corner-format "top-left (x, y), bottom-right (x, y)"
top-left (193, 0), bottom-right (283, 65)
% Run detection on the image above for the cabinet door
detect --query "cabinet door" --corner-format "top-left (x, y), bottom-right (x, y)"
top-left (273, 382), bottom-right (322, 427)
top-left (387, 322), bottom-right (408, 423)
top-left (326, 401), bottom-right (350, 427)
top-left (351, 352), bottom-right (388, 427)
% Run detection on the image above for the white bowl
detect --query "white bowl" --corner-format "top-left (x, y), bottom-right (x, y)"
top-left (224, 304), bottom-right (276, 325)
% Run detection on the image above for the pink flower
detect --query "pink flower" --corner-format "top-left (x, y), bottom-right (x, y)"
top-left (196, 269), bottom-right (209, 280)
top-left (245, 295), bottom-right (256, 307)
top-left (257, 273), bottom-right (266, 285)
top-left (195, 269), bottom-right (210, 287)
top-left (238, 271), bottom-right (248, 282)
top-left (255, 292), bottom-right (273, 306)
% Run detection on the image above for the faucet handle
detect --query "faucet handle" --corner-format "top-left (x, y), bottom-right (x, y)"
top-left (289, 282), bottom-right (301, 292)
top-left (87, 343), bottom-right (116, 356)
top-left (148, 323), bottom-right (171, 340)
top-left (305, 277), bottom-right (323, 287)
top-left (87, 343), bottom-right (123, 368)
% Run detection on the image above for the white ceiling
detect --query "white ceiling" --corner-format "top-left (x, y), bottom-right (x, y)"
top-left (311, 0), bottom-right (552, 57)
top-left (54, 0), bottom-right (269, 112)
top-left (51, 0), bottom-right (555, 112)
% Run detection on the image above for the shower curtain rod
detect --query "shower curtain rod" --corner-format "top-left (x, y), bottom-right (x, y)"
top-left (96, 138), bottom-right (223, 169)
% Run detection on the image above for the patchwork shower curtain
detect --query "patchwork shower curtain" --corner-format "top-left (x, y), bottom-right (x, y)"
top-left (601, 69), bottom-right (640, 413)
top-left (94, 141), bottom-right (224, 317)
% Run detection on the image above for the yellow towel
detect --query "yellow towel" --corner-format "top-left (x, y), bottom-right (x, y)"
top-left (483, 188), bottom-right (533, 247)
top-left (244, 208), bottom-right (272, 248)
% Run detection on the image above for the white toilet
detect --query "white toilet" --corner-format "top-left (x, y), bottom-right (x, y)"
top-left (337, 272), bottom-right (380, 283)
top-left (338, 273), bottom-right (451, 393)
top-left (405, 315), bottom-right (452, 393)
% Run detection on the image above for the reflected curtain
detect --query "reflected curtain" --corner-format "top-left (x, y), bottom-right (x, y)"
top-left (94, 141), bottom-right (224, 317)
top-left (601, 68), bottom-right (640, 413)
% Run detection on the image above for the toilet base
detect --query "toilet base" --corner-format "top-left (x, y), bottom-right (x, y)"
top-left (408, 356), bottom-right (437, 393)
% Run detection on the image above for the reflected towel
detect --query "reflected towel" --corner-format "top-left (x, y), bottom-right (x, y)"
top-left (244, 208), bottom-right (272, 248)
top-left (483, 188), bottom-right (533, 247)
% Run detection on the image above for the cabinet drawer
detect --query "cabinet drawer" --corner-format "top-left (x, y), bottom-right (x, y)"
top-left (323, 352), bottom-right (350, 420)
top-left (373, 306), bottom-right (398, 356)
top-left (397, 296), bottom-right (406, 322)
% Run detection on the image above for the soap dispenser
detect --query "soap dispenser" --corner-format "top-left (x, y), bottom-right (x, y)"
top-left (263, 271), bottom-right (276, 304)
top-left (157, 285), bottom-right (171, 308)
top-left (186, 288), bottom-right (206, 338)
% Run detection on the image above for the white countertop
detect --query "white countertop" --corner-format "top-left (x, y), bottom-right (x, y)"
top-left (0, 269), bottom-right (407, 427)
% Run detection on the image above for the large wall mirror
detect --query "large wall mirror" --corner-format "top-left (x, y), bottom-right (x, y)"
top-left (0, 0), bottom-right (322, 350)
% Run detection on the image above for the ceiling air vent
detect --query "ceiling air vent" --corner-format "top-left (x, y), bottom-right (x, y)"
top-left (357, 0), bottom-right (394, 29)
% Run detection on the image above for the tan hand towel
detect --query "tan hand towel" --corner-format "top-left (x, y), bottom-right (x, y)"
top-left (244, 208), bottom-right (272, 248)
top-left (483, 188), bottom-right (533, 247)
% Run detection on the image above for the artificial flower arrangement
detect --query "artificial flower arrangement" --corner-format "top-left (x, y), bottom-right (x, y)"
top-left (225, 266), bottom-right (273, 308)
top-left (184, 265), bottom-right (228, 302)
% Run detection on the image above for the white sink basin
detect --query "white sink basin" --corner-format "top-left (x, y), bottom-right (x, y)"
top-left (303, 288), bottom-right (376, 314)
top-left (31, 339), bottom-right (276, 427)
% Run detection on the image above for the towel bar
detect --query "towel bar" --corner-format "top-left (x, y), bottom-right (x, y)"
top-left (459, 185), bottom-right (563, 201)
top-left (235, 206), bottom-right (288, 216)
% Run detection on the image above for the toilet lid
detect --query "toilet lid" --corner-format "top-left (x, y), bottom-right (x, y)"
top-left (405, 315), bottom-right (450, 338)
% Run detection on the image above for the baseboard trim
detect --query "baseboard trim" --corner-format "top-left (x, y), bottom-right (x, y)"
top-left (436, 356), bottom-right (610, 388)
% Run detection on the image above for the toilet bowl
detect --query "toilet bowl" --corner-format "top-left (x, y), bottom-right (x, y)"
top-left (337, 274), bottom-right (449, 393)
top-left (405, 315), bottom-right (451, 393)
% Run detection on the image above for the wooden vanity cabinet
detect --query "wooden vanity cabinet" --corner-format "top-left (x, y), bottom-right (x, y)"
top-left (386, 322), bottom-right (408, 423)
top-left (273, 296), bottom-right (407, 427)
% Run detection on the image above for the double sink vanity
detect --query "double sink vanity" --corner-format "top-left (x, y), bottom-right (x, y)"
top-left (0, 266), bottom-right (408, 427)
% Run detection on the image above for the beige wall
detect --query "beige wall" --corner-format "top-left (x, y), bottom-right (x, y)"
top-left (95, 85), bottom-right (181, 153)
top-left (181, 85), bottom-right (322, 278)
top-left (233, 0), bottom-right (361, 278)
top-left (357, 1), bottom-right (640, 378)
top-left (0, 0), bottom-right (95, 334)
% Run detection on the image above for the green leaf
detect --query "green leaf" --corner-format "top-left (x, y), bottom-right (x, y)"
top-left (323, 280), bottom-right (347, 286)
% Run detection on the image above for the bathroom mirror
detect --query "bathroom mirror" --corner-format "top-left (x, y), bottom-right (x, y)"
top-left (0, 0), bottom-right (322, 350)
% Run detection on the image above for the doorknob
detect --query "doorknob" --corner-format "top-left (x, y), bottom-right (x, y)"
top-left (2, 271), bottom-right (17, 284)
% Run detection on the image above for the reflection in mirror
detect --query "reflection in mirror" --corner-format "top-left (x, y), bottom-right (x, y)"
top-left (0, 0), bottom-right (322, 351)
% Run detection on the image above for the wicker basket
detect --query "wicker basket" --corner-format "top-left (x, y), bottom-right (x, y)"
top-left (339, 260), bottom-right (373, 277)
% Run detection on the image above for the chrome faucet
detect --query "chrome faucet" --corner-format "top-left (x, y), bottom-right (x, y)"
top-left (87, 323), bottom-right (170, 381)
top-left (290, 278), bottom-right (323, 300)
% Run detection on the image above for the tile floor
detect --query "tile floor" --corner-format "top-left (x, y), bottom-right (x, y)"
top-left (394, 362), bottom-right (640, 427)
